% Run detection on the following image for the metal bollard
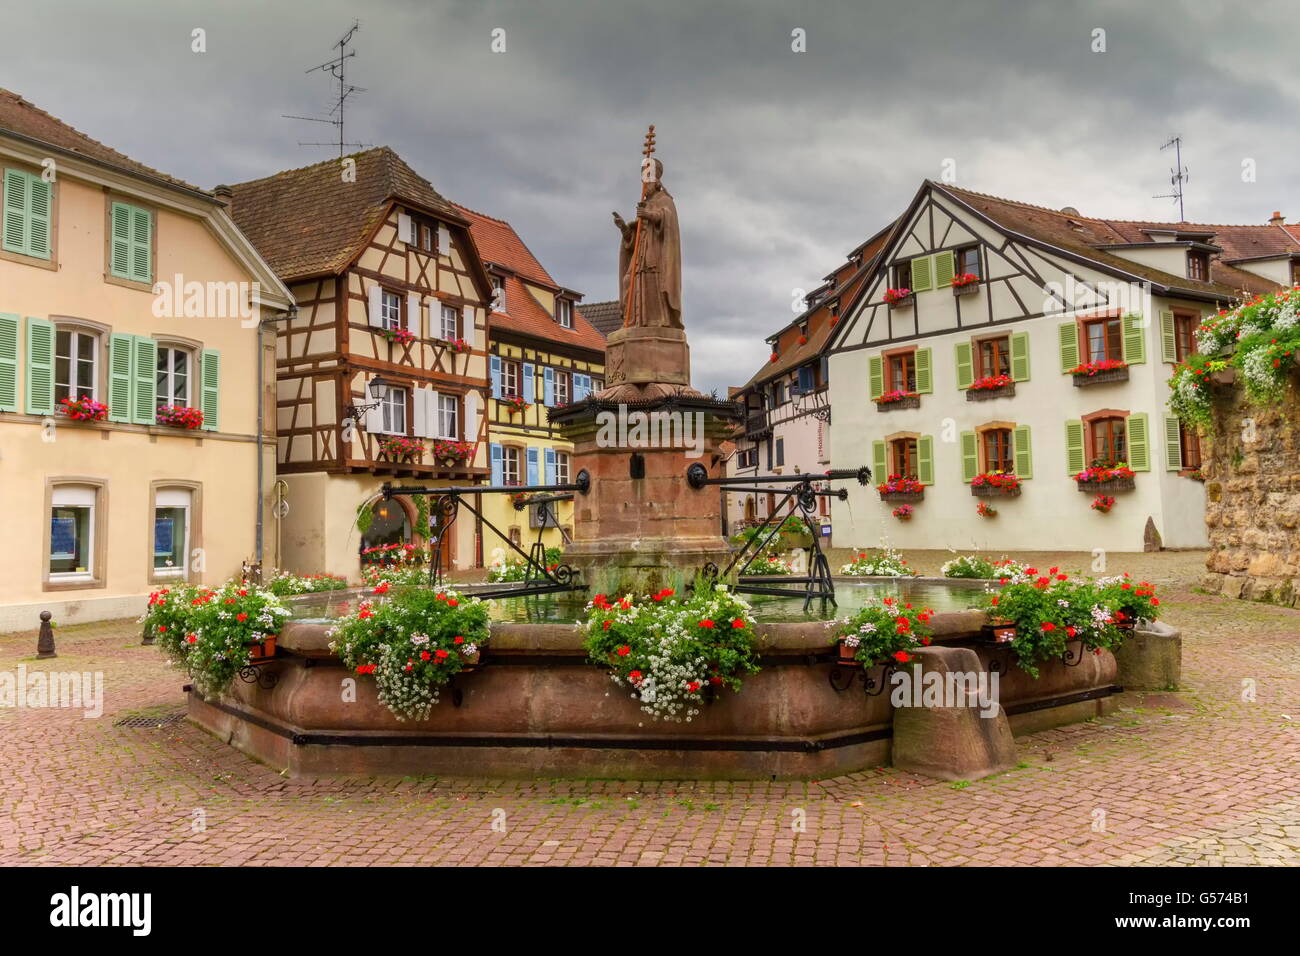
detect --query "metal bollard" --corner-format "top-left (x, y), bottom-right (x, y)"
top-left (36, 610), bottom-right (57, 659)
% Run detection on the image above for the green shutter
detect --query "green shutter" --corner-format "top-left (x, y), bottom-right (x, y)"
top-left (868, 354), bottom-right (883, 399)
top-left (132, 336), bottom-right (157, 424)
top-left (200, 349), bottom-right (220, 431)
top-left (1122, 313), bottom-right (1146, 364)
top-left (26, 176), bottom-right (51, 259)
top-left (1165, 415), bottom-right (1183, 471)
top-left (110, 202), bottom-right (131, 278)
top-left (910, 255), bottom-right (933, 292)
top-left (934, 250), bottom-right (954, 287)
top-left (1065, 419), bottom-right (1085, 475)
top-left (1058, 322), bottom-right (1079, 372)
top-left (871, 440), bottom-right (887, 482)
top-left (129, 205), bottom-right (152, 283)
top-left (917, 435), bottom-right (934, 485)
top-left (1013, 424), bottom-right (1033, 479)
top-left (2, 170), bottom-right (26, 254)
top-left (1160, 310), bottom-right (1177, 363)
top-left (1127, 413), bottom-right (1150, 471)
top-left (1010, 331), bottom-right (1030, 381)
top-left (955, 341), bottom-right (974, 389)
top-left (914, 347), bottom-right (932, 393)
top-left (960, 430), bottom-right (978, 482)
top-left (108, 333), bottom-right (134, 423)
top-left (25, 316), bottom-right (54, 414)
top-left (0, 313), bottom-right (18, 412)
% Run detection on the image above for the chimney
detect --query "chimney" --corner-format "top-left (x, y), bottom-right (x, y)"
top-left (1269, 210), bottom-right (1285, 226)
top-left (213, 184), bottom-right (233, 207)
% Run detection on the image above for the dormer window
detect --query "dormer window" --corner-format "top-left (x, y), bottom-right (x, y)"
top-left (492, 275), bottom-right (507, 313)
top-left (557, 299), bottom-right (573, 329)
top-left (1187, 250), bottom-right (1210, 281)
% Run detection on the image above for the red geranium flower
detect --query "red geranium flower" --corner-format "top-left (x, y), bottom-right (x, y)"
top-left (731, 619), bottom-right (746, 629)
top-left (616, 645), bottom-right (631, 657)
top-left (698, 619), bottom-right (716, 629)
top-left (892, 650), bottom-right (911, 663)
top-left (235, 612), bottom-right (248, 622)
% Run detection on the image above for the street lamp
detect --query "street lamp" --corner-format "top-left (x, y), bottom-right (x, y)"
top-left (345, 374), bottom-right (394, 427)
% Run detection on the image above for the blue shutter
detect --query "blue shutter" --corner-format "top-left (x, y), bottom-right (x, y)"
top-left (526, 446), bottom-right (540, 485)
top-left (543, 367), bottom-right (555, 406)
top-left (490, 443), bottom-right (504, 484)
top-left (490, 355), bottom-right (502, 399)
top-left (798, 366), bottom-right (815, 393)
top-left (544, 447), bottom-right (557, 484)
top-left (522, 362), bottom-right (535, 404)
top-left (573, 373), bottom-right (590, 402)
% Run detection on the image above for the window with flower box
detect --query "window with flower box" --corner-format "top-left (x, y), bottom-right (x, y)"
top-left (1088, 415), bottom-right (1127, 466)
top-left (439, 304), bottom-right (459, 342)
top-left (955, 244), bottom-right (980, 279)
top-left (976, 336), bottom-right (1011, 379)
top-left (55, 328), bottom-right (98, 403)
top-left (1083, 316), bottom-right (1123, 364)
top-left (380, 291), bottom-right (402, 331)
top-left (155, 345), bottom-right (190, 408)
top-left (381, 386), bottom-right (407, 435)
top-left (891, 437), bottom-right (918, 478)
top-left (962, 422), bottom-right (1032, 482)
top-left (500, 360), bottom-right (520, 397)
top-left (983, 428), bottom-right (1013, 474)
top-left (887, 351), bottom-right (916, 393)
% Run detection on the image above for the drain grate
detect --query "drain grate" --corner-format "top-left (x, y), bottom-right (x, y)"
top-left (114, 711), bottom-right (187, 729)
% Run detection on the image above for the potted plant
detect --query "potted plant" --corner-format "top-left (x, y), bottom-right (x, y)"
top-left (381, 326), bottom-right (415, 345)
top-left (59, 396), bottom-right (109, 422)
top-left (877, 474), bottom-right (925, 503)
top-left (873, 389), bottom-right (921, 410)
top-left (966, 373), bottom-right (1015, 401)
top-left (156, 405), bottom-right (205, 430)
top-left (884, 287), bottom-right (914, 308)
top-left (503, 395), bottom-right (530, 414)
top-left (1074, 463), bottom-right (1136, 493)
top-left (892, 504), bottom-right (914, 521)
top-left (832, 597), bottom-right (933, 668)
top-left (976, 501), bottom-right (998, 519)
top-left (446, 337), bottom-right (473, 354)
top-left (970, 471), bottom-right (1021, 497)
top-left (838, 547), bottom-right (916, 577)
top-left (378, 435), bottom-right (424, 463)
top-left (431, 439), bottom-right (473, 468)
top-left (774, 515), bottom-right (814, 551)
top-left (1090, 494), bottom-right (1116, 514)
top-left (951, 273), bottom-right (980, 296)
top-left (1068, 358), bottom-right (1129, 386)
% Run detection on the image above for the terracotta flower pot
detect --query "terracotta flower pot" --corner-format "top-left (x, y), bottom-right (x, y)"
top-left (838, 640), bottom-right (859, 661)
top-left (989, 625), bottom-right (1016, 643)
top-left (247, 634), bottom-right (277, 659)
top-left (461, 647), bottom-right (481, 666)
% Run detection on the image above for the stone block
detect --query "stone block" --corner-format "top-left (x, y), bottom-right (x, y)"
top-left (1113, 622), bottom-right (1181, 691)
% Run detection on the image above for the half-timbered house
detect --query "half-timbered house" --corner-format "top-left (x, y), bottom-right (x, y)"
top-left (454, 204), bottom-right (606, 554)
top-left (227, 148), bottom-right (493, 577)
top-left (825, 180), bottom-right (1292, 553)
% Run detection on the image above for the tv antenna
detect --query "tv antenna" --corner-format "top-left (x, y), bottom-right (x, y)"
top-left (1154, 136), bottom-right (1188, 221)
top-left (283, 20), bottom-right (369, 157)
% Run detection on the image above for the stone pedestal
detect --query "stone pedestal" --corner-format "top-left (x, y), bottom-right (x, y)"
top-left (604, 326), bottom-right (691, 387)
top-left (1113, 622), bottom-right (1181, 691)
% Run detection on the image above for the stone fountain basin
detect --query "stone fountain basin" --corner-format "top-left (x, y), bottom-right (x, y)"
top-left (187, 608), bottom-right (1126, 781)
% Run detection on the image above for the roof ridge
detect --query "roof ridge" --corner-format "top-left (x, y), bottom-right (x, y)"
top-left (450, 201), bottom-right (513, 227)
top-left (227, 146), bottom-right (394, 188)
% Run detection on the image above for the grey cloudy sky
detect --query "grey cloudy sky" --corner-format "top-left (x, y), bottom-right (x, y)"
top-left (8, 0), bottom-right (1297, 392)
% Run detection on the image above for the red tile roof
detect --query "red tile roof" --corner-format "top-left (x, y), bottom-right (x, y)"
top-left (0, 88), bottom-right (205, 194)
top-left (452, 204), bottom-right (556, 286)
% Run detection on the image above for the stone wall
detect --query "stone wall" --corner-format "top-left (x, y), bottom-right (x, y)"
top-left (1201, 376), bottom-right (1300, 604)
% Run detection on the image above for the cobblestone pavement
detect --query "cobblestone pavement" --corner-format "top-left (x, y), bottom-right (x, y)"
top-left (1, 550), bottom-right (1296, 866)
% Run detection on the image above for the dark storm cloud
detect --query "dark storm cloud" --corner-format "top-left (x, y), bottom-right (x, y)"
top-left (7, 0), bottom-right (1297, 391)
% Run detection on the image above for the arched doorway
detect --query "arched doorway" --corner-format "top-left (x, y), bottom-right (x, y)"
top-left (360, 498), bottom-right (412, 564)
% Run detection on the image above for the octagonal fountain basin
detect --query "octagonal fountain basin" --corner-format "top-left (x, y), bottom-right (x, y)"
top-left (186, 577), bottom-right (1127, 781)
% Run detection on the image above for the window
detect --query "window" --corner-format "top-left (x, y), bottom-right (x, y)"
top-left (771, 381), bottom-right (784, 407)
top-left (955, 244), bottom-right (980, 279)
top-left (976, 336), bottom-right (1010, 378)
top-left (555, 451), bottom-right (571, 485)
top-left (440, 304), bottom-right (459, 341)
top-left (1291, 261), bottom-right (1300, 287)
top-left (502, 446), bottom-right (521, 486)
top-left (49, 484), bottom-right (96, 578)
top-left (436, 393), bottom-right (458, 439)
top-left (886, 351), bottom-right (916, 393)
top-left (492, 276), bottom-right (507, 313)
top-left (380, 291), bottom-right (402, 330)
top-left (501, 360), bottom-right (520, 397)
top-left (1083, 316), bottom-right (1123, 363)
top-left (421, 224), bottom-right (433, 252)
top-left (54, 329), bottom-right (98, 403)
top-left (891, 437), bottom-right (918, 478)
top-left (3, 168), bottom-right (52, 260)
top-left (1089, 416), bottom-right (1127, 466)
top-left (1180, 423), bottom-right (1202, 470)
top-left (1187, 250), bottom-right (1210, 281)
top-left (109, 201), bottom-right (152, 284)
top-left (154, 488), bottom-right (191, 574)
top-left (554, 370), bottom-right (570, 406)
top-left (892, 261), bottom-right (912, 290)
top-left (557, 299), bottom-right (573, 328)
top-left (1174, 313), bottom-right (1198, 362)
top-left (156, 345), bottom-right (190, 408)
top-left (775, 438), bottom-right (785, 467)
top-left (381, 386), bottom-right (407, 435)
top-left (983, 428), bottom-right (1014, 473)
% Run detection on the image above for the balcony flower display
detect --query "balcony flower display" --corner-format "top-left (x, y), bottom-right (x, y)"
top-left (156, 405), bottom-right (204, 429)
top-left (969, 373), bottom-right (1013, 392)
top-left (951, 272), bottom-right (980, 289)
top-left (1074, 462), bottom-right (1136, 493)
top-left (503, 394), bottom-right (530, 413)
top-left (432, 439), bottom-right (473, 467)
top-left (833, 597), bottom-right (933, 666)
top-left (873, 389), bottom-right (920, 408)
top-left (59, 396), bottom-right (109, 422)
top-left (970, 471), bottom-right (1020, 495)
top-left (381, 326), bottom-right (416, 345)
top-left (1068, 358), bottom-right (1128, 377)
top-left (377, 435), bottom-right (424, 462)
top-left (883, 287), bottom-right (913, 306)
top-left (976, 501), bottom-right (998, 518)
top-left (891, 504), bottom-right (914, 520)
top-left (1091, 494), bottom-right (1116, 513)
top-left (444, 337), bottom-right (473, 354)
top-left (877, 474), bottom-right (924, 503)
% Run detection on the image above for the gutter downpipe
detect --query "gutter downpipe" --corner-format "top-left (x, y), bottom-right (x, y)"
top-left (257, 305), bottom-right (297, 578)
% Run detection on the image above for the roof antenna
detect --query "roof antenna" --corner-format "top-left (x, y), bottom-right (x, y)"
top-left (283, 20), bottom-right (369, 157)
top-left (1154, 136), bottom-right (1188, 221)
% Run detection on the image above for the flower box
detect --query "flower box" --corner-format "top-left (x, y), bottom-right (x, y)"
top-left (156, 405), bottom-right (205, 430)
top-left (971, 484), bottom-right (1020, 498)
top-left (777, 531), bottom-right (814, 551)
top-left (970, 472), bottom-right (1021, 497)
top-left (1209, 368), bottom-right (1236, 386)
top-left (952, 281), bottom-right (979, 297)
top-left (1071, 364), bottom-right (1130, 387)
top-left (1077, 477), bottom-right (1135, 494)
top-left (966, 382), bottom-right (1015, 401)
top-left (874, 394), bottom-right (920, 410)
top-left (377, 436), bottom-right (425, 463)
top-left (883, 288), bottom-right (913, 308)
top-left (838, 640), bottom-right (858, 661)
top-left (246, 635), bottom-right (277, 660)
top-left (984, 624), bottom-right (1017, 644)
top-left (59, 396), bottom-right (109, 422)
top-left (880, 490), bottom-right (924, 503)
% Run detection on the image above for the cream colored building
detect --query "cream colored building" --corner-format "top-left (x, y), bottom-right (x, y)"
top-left (827, 182), bottom-right (1292, 553)
top-left (0, 90), bottom-right (293, 631)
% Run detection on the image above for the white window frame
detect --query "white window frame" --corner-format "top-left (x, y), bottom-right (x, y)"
top-left (492, 276), bottom-right (507, 313)
top-left (153, 487), bottom-right (191, 576)
top-left (557, 298), bottom-right (573, 328)
top-left (54, 328), bottom-right (99, 403)
top-left (381, 386), bottom-right (408, 435)
top-left (380, 291), bottom-right (402, 330)
top-left (555, 450), bottom-right (571, 485)
top-left (554, 369), bottom-right (570, 406)
top-left (440, 304), bottom-right (459, 341)
top-left (501, 360), bottom-right (520, 397)
top-left (49, 484), bottom-right (97, 581)
top-left (502, 446), bottom-right (521, 486)
top-left (156, 345), bottom-right (191, 408)
top-left (437, 393), bottom-right (458, 439)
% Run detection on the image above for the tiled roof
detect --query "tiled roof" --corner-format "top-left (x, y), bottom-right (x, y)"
top-left (580, 299), bottom-right (622, 337)
top-left (939, 184), bottom-right (1279, 297)
top-left (1090, 218), bottom-right (1300, 262)
top-left (488, 275), bottom-right (606, 354)
top-left (0, 88), bottom-right (205, 194)
top-left (452, 204), bottom-right (555, 286)
top-left (226, 147), bottom-right (463, 281)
